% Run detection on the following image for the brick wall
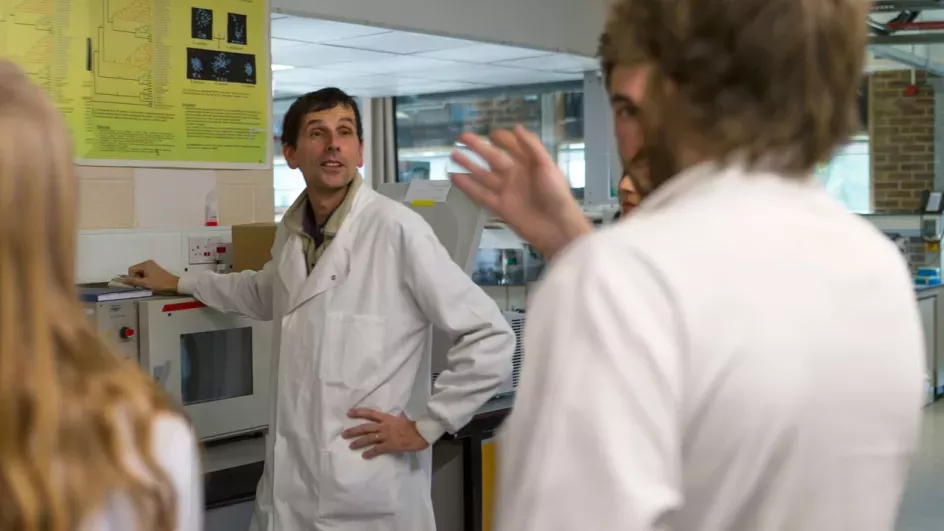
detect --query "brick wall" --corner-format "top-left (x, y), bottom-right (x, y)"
top-left (870, 70), bottom-right (935, 212)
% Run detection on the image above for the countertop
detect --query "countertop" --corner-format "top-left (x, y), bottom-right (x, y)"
top-left (916, 284), bottom-right (944, 294)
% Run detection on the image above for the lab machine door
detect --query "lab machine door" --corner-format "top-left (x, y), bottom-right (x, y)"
top-left (139, 297), bottom-right (272, 441)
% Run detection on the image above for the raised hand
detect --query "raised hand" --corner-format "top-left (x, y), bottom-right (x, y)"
top-left (450, 125), bottom-right (591, 259)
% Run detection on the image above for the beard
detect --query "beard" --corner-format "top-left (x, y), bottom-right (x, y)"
top-left (625, 77), bottom-right (682, 200)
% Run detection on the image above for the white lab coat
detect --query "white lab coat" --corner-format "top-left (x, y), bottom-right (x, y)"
top-left (497, 162), bottom-right (925, 531)
top-left (179, 182), bottom-right (514, 531)
top-left (86, 413), bottom-right (202, 531)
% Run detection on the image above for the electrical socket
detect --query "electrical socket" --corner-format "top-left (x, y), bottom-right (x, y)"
top-left (188, 236), bottom-right (221, 265)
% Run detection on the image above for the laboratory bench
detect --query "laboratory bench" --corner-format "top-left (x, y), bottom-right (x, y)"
top-left (436, 395), bottom-right (514, 531)
top-left (202, 395), bottom-right (515, 531)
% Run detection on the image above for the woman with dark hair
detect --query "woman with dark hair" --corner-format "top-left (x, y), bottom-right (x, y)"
top-left (615, 172), bottom-right (641, 219)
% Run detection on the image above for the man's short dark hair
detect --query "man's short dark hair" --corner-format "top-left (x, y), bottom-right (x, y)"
top-left (281, 87), bottom-right (363, 148)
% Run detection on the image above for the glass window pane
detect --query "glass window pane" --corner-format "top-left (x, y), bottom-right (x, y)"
top-left (394, 84), bottom-right (584, 197)
top-left (180, 328), bottom-right (254, 405)
top-left (274, 158), bottom-right (306, 222)
top-left (815, 137), bottom-right (870, 214)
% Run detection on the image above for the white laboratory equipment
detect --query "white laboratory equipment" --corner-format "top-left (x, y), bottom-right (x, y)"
top-left (77, 227), bottom-right (271, 441)
top-left (82, 294), bottom-right (272, 441)
top-left (378, 183), bottom-right (524, 399)
top-left (861, 212), bottom-right (944, 273)
top-left (377, 182), bottom-right (486, 275)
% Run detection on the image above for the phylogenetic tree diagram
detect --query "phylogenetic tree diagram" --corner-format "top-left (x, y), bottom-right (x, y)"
top-left (89, 0), bottom-right (158, 107)
top-left (0, 0), bottom-right (61, 92)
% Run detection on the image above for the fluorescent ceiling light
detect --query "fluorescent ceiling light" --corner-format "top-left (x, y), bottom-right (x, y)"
top-left (272, 64), bottom-right (295, 71)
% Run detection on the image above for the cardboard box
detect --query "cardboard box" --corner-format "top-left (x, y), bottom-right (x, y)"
top-left (232, 223), bottom-right (277, 272)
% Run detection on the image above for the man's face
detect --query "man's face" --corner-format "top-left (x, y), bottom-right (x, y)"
top-left (609, 64), bottom-right (677, 197)
top-left (283, 104), bottom-right (363, 192)
top-left (609, 66), bottom-right (649, 174)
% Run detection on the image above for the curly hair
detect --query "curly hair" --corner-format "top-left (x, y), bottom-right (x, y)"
top-left (598, 0), bottom-right (870, 176)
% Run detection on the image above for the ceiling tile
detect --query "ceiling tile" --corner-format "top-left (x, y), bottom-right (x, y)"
top-left (271, 16), bottom-right (391, 43)
top-left (393, 81), bottom-right (492, 95)
top-left (330, 56), bottom-right (464, 75)
top-left (272, 42), bottom-right (399, 68)
top-left (401, 63), bottom-right (522, 81)
top-left (326, 31), bottom-right (471, 54)
top-left (498, 54), bottom-right (599, 73)
top-left (336, 74), bottom-right (431, 90)
top-left (407, 63), bottom-right (581, 86)
top-left (271, 38), bottom-right (308, 61)
top-left (472, 69), bottom-right (582, 86)
top-left (352, 81), bottom-right (489, 98)
top-left (273, 67), bottom-right (373, 86)
top-left (418, 43), bottom-right (552, 64)
top-left (273, 84), bottom-right (313, 99)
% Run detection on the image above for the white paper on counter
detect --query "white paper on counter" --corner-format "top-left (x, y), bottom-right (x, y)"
top-left (134, 169), bottom-right (216, 228)
top-left (405, 179), bottom-right (452, 203)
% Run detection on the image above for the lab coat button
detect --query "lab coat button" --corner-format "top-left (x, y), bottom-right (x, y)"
top-left (331, 274), bottom-right (336, 280)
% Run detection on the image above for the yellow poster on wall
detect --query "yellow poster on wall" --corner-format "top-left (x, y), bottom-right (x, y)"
top-left (0, 0), bottom-right (271, 169)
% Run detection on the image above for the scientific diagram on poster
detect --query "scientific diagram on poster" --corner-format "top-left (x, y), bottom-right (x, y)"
top-left (0, 0), bottom-right (270, 168)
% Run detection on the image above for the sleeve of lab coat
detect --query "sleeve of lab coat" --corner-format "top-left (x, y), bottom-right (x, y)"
top-left (177, 259), bottom-right (275, 322)
top-left (495, 238), bottom-right (684, 531)
top-left (402, 227), bottom-right (515, 444)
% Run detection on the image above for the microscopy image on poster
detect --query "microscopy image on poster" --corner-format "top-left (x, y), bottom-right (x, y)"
top-left (228, 13), bottom-right (247, 45)
top-left (192, 7), bottom-right (213, 40)
top-left (187, 48), bottom-right (256, 85)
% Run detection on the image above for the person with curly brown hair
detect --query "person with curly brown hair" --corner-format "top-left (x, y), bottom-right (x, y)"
top-left (451, 1), bottom-right (924, 530)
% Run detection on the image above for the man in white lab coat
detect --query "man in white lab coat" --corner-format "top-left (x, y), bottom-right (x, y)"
top-left (450, 1), bottom-right (926, 530)
top-left (126, 88), bottom-right (514, 531)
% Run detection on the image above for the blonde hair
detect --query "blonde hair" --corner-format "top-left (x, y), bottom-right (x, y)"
top-left (599, 0), bottom-right (870, 177)
top-left (0, 62), bottom-right (179, 531)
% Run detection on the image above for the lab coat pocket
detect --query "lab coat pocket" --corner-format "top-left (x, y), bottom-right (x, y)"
top-left (317, 447), bottom-right (405, 519)
top-left (321, 312), bottom-right (387, 390)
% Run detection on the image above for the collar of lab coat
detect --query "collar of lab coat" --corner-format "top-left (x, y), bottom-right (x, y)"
top-left (277, 183), bottom-right (378, 313)
top-left (634, 158), bottom-right (817, 214)
top-left (632, 160), bottom-right (723, 214)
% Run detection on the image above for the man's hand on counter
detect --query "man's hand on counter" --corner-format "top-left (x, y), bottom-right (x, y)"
top-left (343, 409), bottom-right (429, 459)
top-left (122, 260), bottom-right (180, 294)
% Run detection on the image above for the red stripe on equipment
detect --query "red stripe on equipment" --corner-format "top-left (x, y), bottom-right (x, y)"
top-left (161, 301), bottom-right (206, 312)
